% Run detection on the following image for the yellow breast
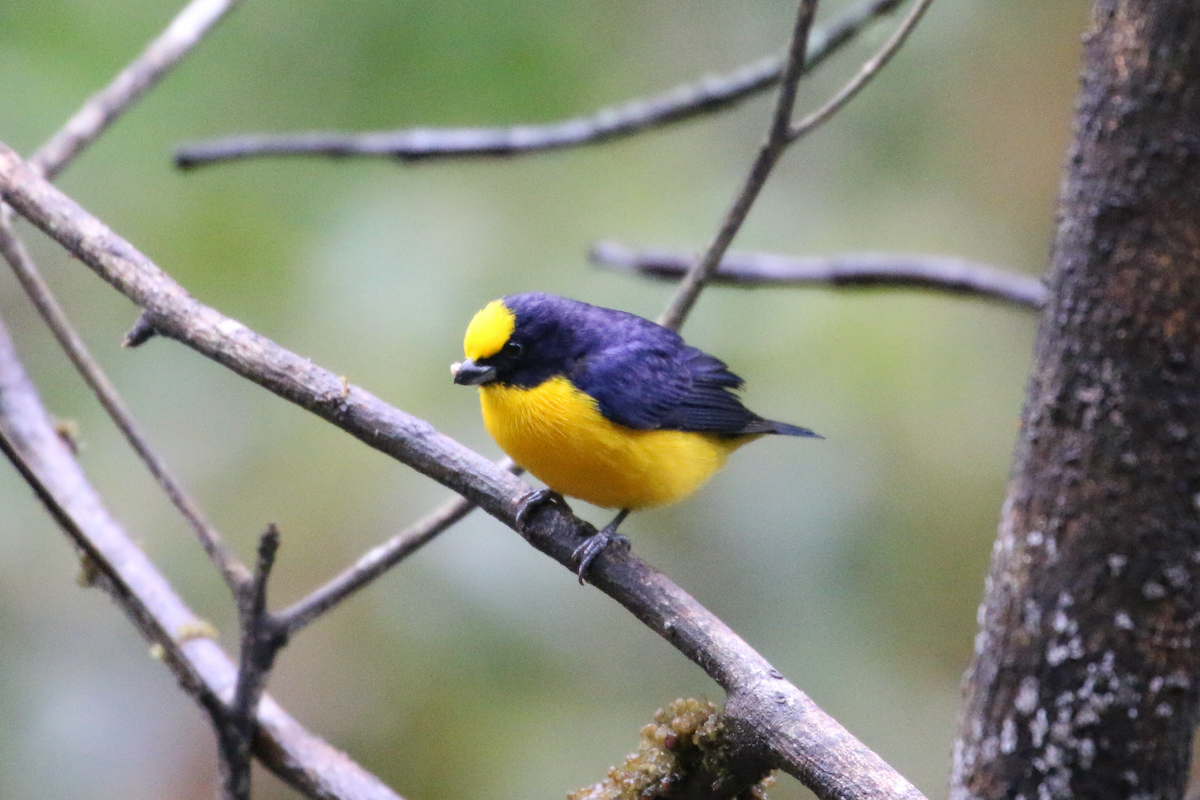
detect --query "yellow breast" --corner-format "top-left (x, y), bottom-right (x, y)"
top-left (478, 376), bottom-right (750, 510)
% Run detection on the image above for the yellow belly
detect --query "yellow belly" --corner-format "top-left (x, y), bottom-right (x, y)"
top-left (479, 376), bottom-right (750, 509)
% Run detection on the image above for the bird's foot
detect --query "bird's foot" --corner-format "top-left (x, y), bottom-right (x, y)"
top-left (515, 488), bottom-right (569, 531)
top-left (572, 508), bottom-right (632, 584)
top-left (572, 531), bottom-right (630, 584)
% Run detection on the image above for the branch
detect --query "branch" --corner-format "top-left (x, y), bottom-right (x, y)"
top-left (593, 241), bottom-right (1046, 309)
top-left (0, 141), bottom-right (922, 800)
top-left (220, 526), bottom-right (287, 800)
top-left (277, 492), bottom-right (477, 635)
top-left (0, 315), bottom-right (401, 800)
top-left (507, 496), bottom-right (928, 799)
top-left (172, 0), bottom-right (904, 169)
top-left (31, 0), bottom-right (244, 181)
top-left (658, 0), bottom-right (821, 330)
top-left (0, 142), bottom-right (530, 521)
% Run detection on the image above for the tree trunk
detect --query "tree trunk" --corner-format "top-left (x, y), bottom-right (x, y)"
top-left (952, 1), bottom-right (1200, 798)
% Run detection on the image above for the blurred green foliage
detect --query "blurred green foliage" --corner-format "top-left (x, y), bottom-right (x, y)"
top-left (0, 0), bottom-right (1088, 798)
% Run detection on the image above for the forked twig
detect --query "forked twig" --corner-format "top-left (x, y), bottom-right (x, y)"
top-left (659, 0), bottom-right (935, 330)
top-left (786, 0), bottom-right (934, 144)
top-left (658, 0), bottom-right (821, 331)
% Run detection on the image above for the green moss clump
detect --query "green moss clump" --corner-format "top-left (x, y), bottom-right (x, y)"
top-left (568, 698), bottom-right (773, 800)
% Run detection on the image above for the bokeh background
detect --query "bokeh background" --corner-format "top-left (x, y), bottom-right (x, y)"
top-left (0, 1), bottom-right (1090, 798)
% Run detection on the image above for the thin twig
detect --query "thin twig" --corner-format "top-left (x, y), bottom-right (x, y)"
top-left (0, 142), bottom-right (924, 799)
top-left (31, 0), bottom-right (244, 180)
top-left (221, 526), bottom-right (287, 800)
top-left (278, 491), bottom-right (478, 635)
top-left (786, 0), bottom-right (935, 144)
top-left (173, 0), bottom-right (904, 169)
top-left (658, 0), bottom-right (821, 332)
top-left (0, 223), bottom-right (251, 592)
top-left (277, 456), bottom-right (525, 633)
top-left (593, 241), bottom-right (1046, 309)
top-left (0, 314), bottom-right (402, 800)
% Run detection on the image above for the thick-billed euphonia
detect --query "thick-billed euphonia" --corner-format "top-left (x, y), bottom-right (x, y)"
top-left (453, 292), bottom-right (818, 578)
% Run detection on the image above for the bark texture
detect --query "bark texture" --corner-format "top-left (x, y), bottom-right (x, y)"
top-left (953, 2), bottom-right (1200, 798)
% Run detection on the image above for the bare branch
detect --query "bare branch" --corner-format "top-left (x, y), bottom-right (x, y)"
top-left (0, 316), bottom-right (401, 800)
top-left (0, 141), bottom-right (922, 800)
top-left (593, 241), bottom-right (1046, 309)
top-left (786, 0), bottom-right (935, 144)
top-left (658, 0), bottom-right (821, 331)
top-left (0, 220), bottom-right (252, 592)
top-left (277, 492), bottom-right (477, 635)
top-left (31, 0), bottom-right (243, 180)
top-left (278, 458), bottom-right (530, 634)
top-left (172, 0), bottom-right (904, 169)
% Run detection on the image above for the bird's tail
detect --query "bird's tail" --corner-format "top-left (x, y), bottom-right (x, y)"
top-left (745, 418), bottom-right (822, 438)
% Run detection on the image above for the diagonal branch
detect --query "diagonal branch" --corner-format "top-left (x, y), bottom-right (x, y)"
top-left (0, 315), bottom-right (401, 800)
top-left (172, 0), bottom-right (903, 169)
top-left (593, 241), bottom-right (1047, 310)
top-left (3, 0), bottom-right (251, 590)
top-left (562, 524), bottom-right (926, 799)
top-left (31, 0), bottom-right (244, 181)
top-left (658, 0), bottom-right (821, 331)
top-left (0, 140), bottom-right (923, 800)
top-left (277, 492), bottom-right (478, 635)
top-left (0, 141), bottom-right (531, 516)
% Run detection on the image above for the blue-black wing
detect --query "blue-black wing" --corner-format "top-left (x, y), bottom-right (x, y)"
top-left (501, 292), bottom-right (816, 437)
top-left (570, 317), bottom-right (811, 436)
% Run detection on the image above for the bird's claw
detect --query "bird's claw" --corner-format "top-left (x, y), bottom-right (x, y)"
top-left (514, 488), bottom-right (568, 531)
top-left (572, 530), bottom-right (631, 584)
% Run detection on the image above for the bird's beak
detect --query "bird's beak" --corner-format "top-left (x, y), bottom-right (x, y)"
top-left (451, 358), bottom-right (497, 386)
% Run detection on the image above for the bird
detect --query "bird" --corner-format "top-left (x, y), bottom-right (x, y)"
top-left (452, 292), bottom-right (819, 580)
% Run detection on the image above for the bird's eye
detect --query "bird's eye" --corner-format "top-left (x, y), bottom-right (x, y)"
top-left (502, 341), bottom-right (523, 358)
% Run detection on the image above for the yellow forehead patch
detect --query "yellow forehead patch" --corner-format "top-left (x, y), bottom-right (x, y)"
top-left (463, 299), bottom-right (516, 360)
